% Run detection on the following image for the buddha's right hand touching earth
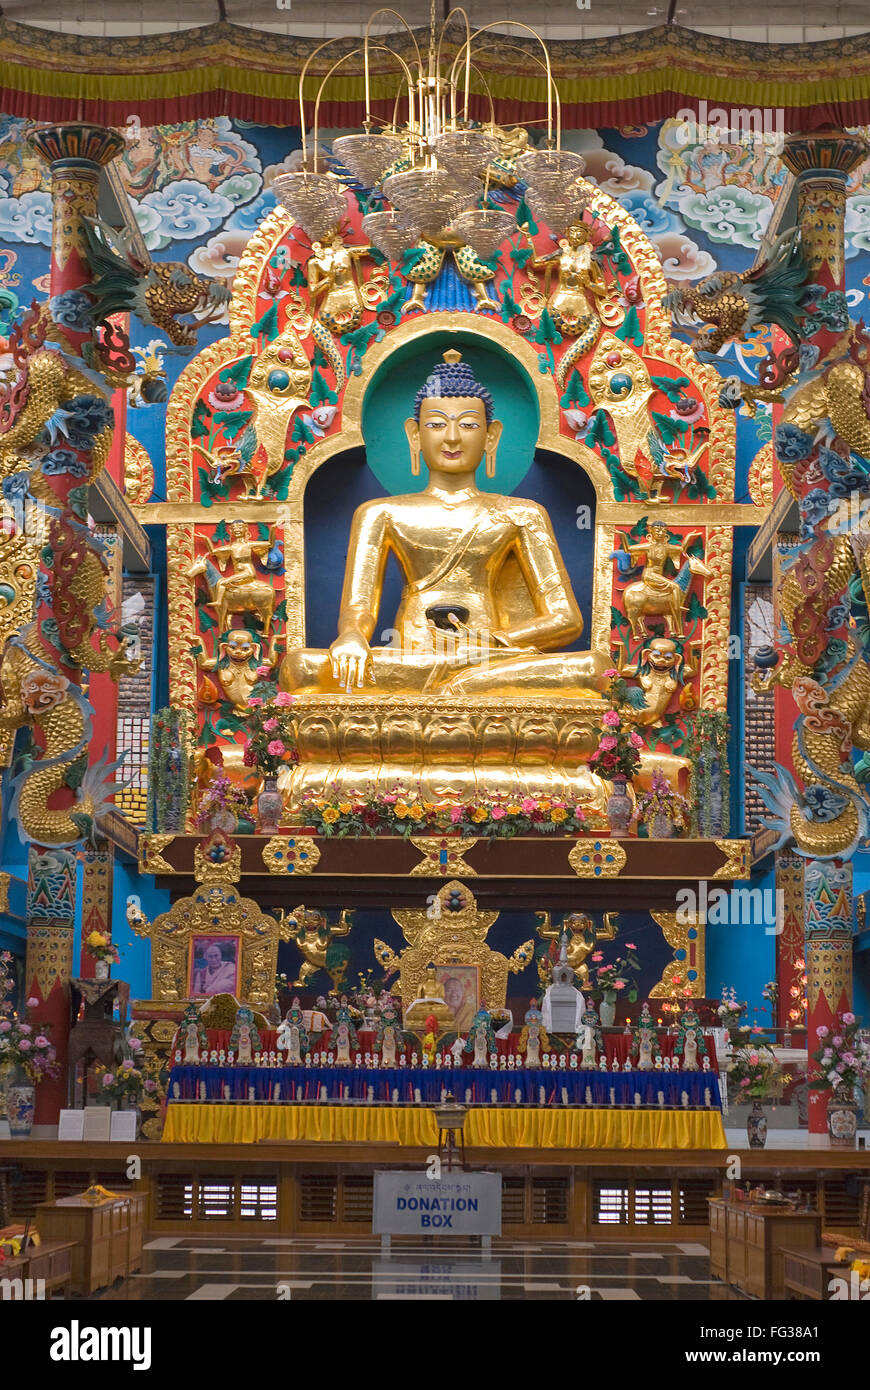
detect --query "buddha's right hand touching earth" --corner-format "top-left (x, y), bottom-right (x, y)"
top-left (329, 630), bottom-right (375, 691)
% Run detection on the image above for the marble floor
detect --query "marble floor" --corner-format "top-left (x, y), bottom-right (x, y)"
top-left (90, 1235), bottom-right (743, 1301)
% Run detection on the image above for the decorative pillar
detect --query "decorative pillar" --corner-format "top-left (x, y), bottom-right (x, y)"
top-left (79, 846), bottom-right (114, 982)
top-left (803, 859), bottom-right (853, 1134)
top-left (20, 125), bottom-right (125, 1124)
top-left (775, 851), bottom-right (805, 1032)
top-left (25, 846), bottom-right (77, 1123)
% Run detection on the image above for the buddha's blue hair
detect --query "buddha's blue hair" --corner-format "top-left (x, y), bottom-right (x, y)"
top-left (413, 359), bottom-right (493, 424)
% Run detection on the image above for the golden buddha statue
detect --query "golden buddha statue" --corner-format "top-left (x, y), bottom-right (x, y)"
top-left (281, 351), bottom-right (610, 699)
top-left (404, 963), bottom-right (456, 1034)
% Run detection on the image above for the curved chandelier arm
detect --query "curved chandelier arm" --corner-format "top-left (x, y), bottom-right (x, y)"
top-left (436, 6), bottom-right (472, 123)
top-left (364, 8), bottom-right (424, 131)
top-left (460, 41), bottom-right (560, 145)
top-left (313, 45), bottom-right (417, 169)
top-left (450, 21), bottom-right (558, 147)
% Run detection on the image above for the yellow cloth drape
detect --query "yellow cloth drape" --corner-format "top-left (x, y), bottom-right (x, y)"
top-left (162, 1104), bottom-right (727, 1149)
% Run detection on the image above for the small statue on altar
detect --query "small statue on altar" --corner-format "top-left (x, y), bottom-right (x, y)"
top-left (631, 1002), bottom-right (661, 1072)
top-left (422, 1014), bottom-right (439, 1066)
top-left (229, 1006), bottom-right (262, 1066)
top-left (333, 995), bottom-right (358, 1066)
top-left (175, 1002), bottom-right (208, 1065)
top-left (575, 996), bottom-right (603, 1069)
top-left (375, 993), bottom-right (401, 1068)
top-left (464, 1006), bottom-right (497, 1069)
top-left (674, 1007), bottom-right (706, 1072)
top-left (276, 997), bottom-right (309, 1065)
top-left (404, 964), bottom-right (456, 1035)
top-left (517, 999), bottom-right (549, 1069)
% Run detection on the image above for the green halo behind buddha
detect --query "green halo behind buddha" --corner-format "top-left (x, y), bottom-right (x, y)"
top-left (280, 350), bottom-right (610, 698)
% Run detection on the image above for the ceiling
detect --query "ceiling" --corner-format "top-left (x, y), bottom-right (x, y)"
top-left (2, 0), bottom-right (868, 42)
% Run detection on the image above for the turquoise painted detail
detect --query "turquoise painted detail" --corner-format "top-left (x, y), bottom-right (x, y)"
top-left (361, 329), bottom-right (540, 496)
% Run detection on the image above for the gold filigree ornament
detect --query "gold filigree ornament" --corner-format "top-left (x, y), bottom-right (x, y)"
top-left (138, 834), bottom-right (176, 876)
top-left (649, 909), bottom-right (706, 999)
top-left (385, 879), bottom-right (533, 1014)
top-left (568, 838), bottom-right (627, 878)
top-left (712, 839), bottom-right (752, 880)
top-left (262, 835), bottom-right (321, 875)
top-left (409, 836), bottom-right (479, 877)
top-left (136, 834), bottom-right (295, 1006)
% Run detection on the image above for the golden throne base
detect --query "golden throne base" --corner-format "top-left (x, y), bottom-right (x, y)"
top-left (284, 694), bottom-right (613, 810)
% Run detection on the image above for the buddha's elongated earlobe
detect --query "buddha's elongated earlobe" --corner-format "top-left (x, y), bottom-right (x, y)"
top-left (485, 450), bottom-right (496, 479)
top-left (411, 449), bottom-right (421, 477)
top-left (405, 417), bottom-right (421, 476)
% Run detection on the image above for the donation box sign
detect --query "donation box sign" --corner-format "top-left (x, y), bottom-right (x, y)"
top-left (373, 1171), bottom-right (502, 1236)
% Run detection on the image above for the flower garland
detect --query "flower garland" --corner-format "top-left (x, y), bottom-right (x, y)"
top-left (299, 786), bottom-right (600, 840)
top-left (147, 707), bottom-right (191, 832)
top-left (686, 709), bottom-right (730, 836)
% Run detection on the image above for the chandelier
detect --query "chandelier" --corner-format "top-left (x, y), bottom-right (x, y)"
top-left (274, 5), bottom-right (590, 258)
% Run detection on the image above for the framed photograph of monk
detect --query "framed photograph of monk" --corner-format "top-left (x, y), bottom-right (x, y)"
top-left (436, 965), bottom-right (479, 1033)
top-left (189, 935), bottom-right (240, 998)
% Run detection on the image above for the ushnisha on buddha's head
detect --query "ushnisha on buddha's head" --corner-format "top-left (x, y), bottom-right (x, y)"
top-left (404, 350), bottom-right (503, 480)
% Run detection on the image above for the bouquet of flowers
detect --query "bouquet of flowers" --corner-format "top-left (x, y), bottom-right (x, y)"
top-left (194, 772), bottom-right (252, 833)
top-left (84, 930), bottom-right (120, 967)
top-left (631, 769), bottom-right (690, 831)
top-left (244, 693), bottom-right (297, 777)
top-left (716, 985), bottom-right (748, 1032)
top-left (728, 1042), bottom-right (786, 1102)
top-left (762, 979), bottom-right (778, 1026)
top-left (93, 1034), bottom-right (158, 1106)
top-left (589, 943), bottom-right (640, 1005)
top-left (810, 1012), bottom-right (870, 1093)
top-left (0, 953), bottom-right (59, 1084)
top-left (588, 670), bottom-right (643, 781)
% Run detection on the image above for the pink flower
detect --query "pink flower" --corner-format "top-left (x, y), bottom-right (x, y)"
top-left (127, 1036), bottom-right (142, 1051)
top-left (27, 997), bottom-right (38, 1008)
top-left (625, 943), bottom-right (636, 950)
top-left (520, 798), bottom-right (538, 814)
top-left (629, 732), bottom-right (643, 748)
top-left (102, 1073), bottom-right (114, 1086)
top-left (602, 710), bottom-right (620, 727)
top-left (613, 979), bottom-right (626, 990)
top-left (603, 668), bottom-right (619, 678)
top-left (144, 1079), bottom-right (158, 1093)
top-left (263, 718), bottom-right (279, 732)
top-left (491, 805), bottom-right (506, 819)
top-left (842, 1012), bottom-right (856, 1025)
top-left (256, 665), bottom-right (271, 678)
top-left (274, 692), bottom-right (295, 707)
top-left (816, 1025), bottom-right (829, 1038)
top-left (34, 1035), bottom-right (49, 1048)
top-left (590, 951), bottom-right (603, 963)
top-left (248, 697), bottom-right (263, 708)
top-left (599, 735), bottom-right (617, 751)
top-left (18, 1038), bottom-right (31, 1050)
top-left (266, 739), bottom-right (285, 756)
top-left (832, 1036), bottom-right (844, 1048)
top-left (18, 1023), bottom-right (31, 1035)
top-left (0, 1021), bottom-right (11, 1033)
top-left (843, 1052), bottom-right (856, 1066)
top-left (449, 805), bottom-right (463, 823)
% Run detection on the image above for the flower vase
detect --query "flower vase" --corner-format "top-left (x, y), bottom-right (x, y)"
top-left (257, 776), bottom-right (283, 835)
top-left (599, 998), bottom-right (616, 1028)
top-left (94, 958), bottom-right (110, 981)
top-left (7, 1081), bottom-right (35, 1137)
top-left (208, 808), bottom-right (237, 834)
top-left (606, 775), bottom-right (632, 836)
top-left (649, 811), bottom-right (674, 839)
top-left (746, 1101), bottom-right (767, 1149)
top-left (827, 1083), bottom-right (858, 1148)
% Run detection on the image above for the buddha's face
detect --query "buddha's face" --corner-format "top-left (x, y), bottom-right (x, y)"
top-left (405, 396), bottom-right (502, 477)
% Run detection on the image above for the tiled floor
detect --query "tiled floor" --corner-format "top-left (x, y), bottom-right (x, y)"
top-left (92, 1235), bottom-right (743, 1301)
